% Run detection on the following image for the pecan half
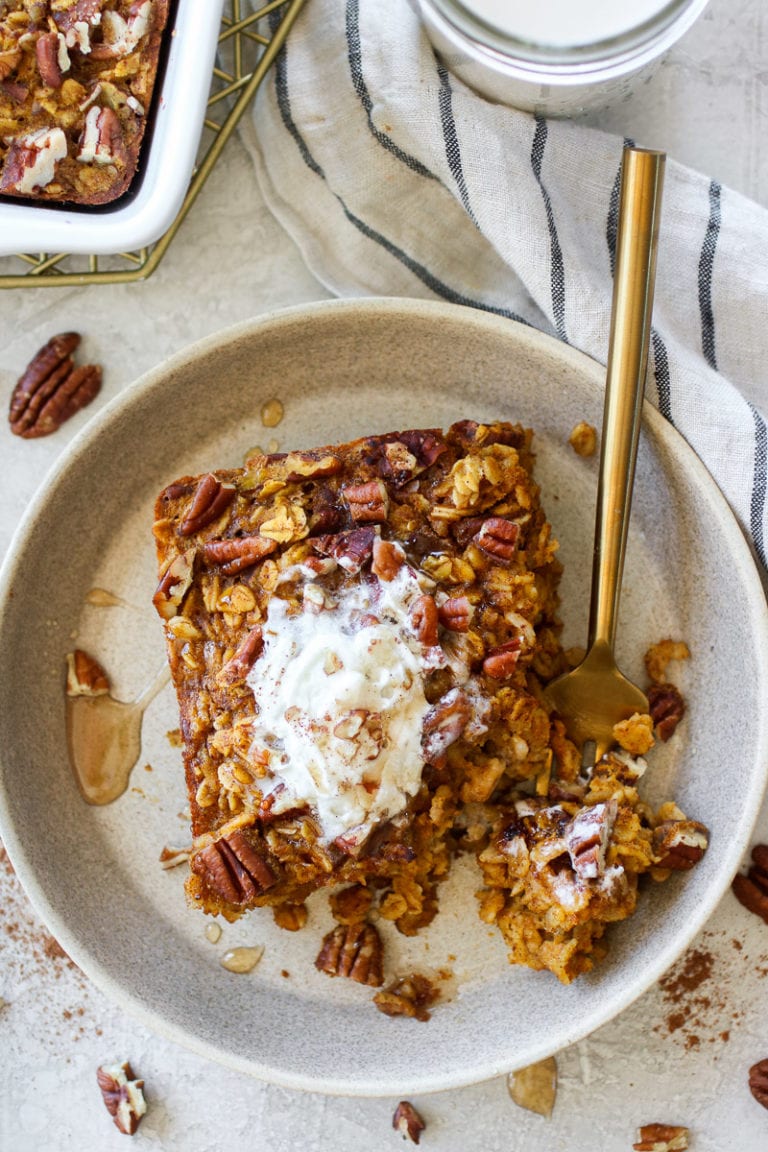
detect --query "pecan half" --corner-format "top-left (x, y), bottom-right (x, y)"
top-left (749, 1058), bottom-right (768, 1110)
top-left (393, 1101), bottom-right (426, 1145)
top-left (342, 479), bottom-right (390, 523)
top-left (473, 517), bottom-right (519, 561)
top-left (36, 32), bottom-right (64, 88)
top-left (191, 831), bottom-right (276, 905)
top-left (371, 536), bottom-right (405, 581)
top-left (732, 843), bottom-right (768, 923)
top-left (410, 594), bottom-right (438, 646)
top-left (202, 534), bottom-right (277, 575)
top-left (66, 649), bottom-right (110, 697)
top-left (653, 819), bottom-right (708, 870)
top-left (315, 921), bottom-right (384, 986)
top-left (422, 687), bottom-right (472, 763)
top-left (647, 682), bottom-right (686, 741)
top-left (96, 1062), bottom-right (147, 1136)
top-left (9, 333), bottom-right (102, 439)
top-left (438, 595), bottom-right (473, 632)
top-left (217, 626), bottom-right (264, 685)
top-left (179, 474), bottom-right (236, 536)
top-left (566, 800), bottom-right (617, 880)
top-left (313, 526), bottom-right (376, 573)
top-left (482, 637), bottom-right (521, 679)
top-left (152, 548), bottom-right (195, 619)
top-left (632, 1124), bottom-right (689, 1151)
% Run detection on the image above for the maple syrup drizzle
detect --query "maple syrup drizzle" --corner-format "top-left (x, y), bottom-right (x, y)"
top-left (85, 587), bottom-right (136, 609)
top-left (66, 665), bottom-right (169, 806)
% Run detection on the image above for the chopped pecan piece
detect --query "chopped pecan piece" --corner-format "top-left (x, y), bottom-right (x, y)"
top-left (371, 536), bottom-right (405, 581)
top-left (152, 548), bottom-right (195, 619)
top-left (202, 534), bottom-right (277, 575)
top-left (410, 594), bottom-right (438, 646)
top-left (179, 474), bottom-right (236, 536)
top-left (342, 479), bottom-right (390, 523)
top-left (482, 638), bottom-right (521, 679)
top-left (0, 127), bottom-right (68, 195)
top-left (632, 1124), bottom-right (689, 1151)
top-left (65, 649), bottom-right (110, 697)
top-left (96, 1061), bottom-right (147, 1136)
top-left (9, 332), bottom-right (102, 439)
top-left (217, 626), bottom-right (264, 685)
top-left (36, 32), bottom-right (65, 88)
top-left (422, 687), bottom-right (472, 763)
top-left (437, 595), bottom-right (473, 632)
top-left (392, 1101), bottom-right (426, 1144)
top-left (566, 800), bottom-right (617, 880)
top-left (313, 526), bottom-right (376, 573)
top-left (191, 831), bottom-right (276, 905)
top-left (732, 843), bottom-right (768, 923)
top-left (473, 517), bottom-right (519, 561)
top-left (653, 819), bottom-right (708, 870)
top-left (54, 0), bottom-right (107, 35)
top-left (78, 105), bottom-right (128, 167)
top-left (373, 973), bottom-right (439, 1021)
top-left (315, 921), bottom-right (384, 987)
top-left (647, 683), bottom-right (686, 741)
top-left (748, 1058), bottom-right (768, 1110)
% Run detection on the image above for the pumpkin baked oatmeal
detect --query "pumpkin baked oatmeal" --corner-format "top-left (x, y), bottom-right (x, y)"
top-left (152, 420), bottom-right (707, 993)
top-left (0, 0), bottom-right (171, 205)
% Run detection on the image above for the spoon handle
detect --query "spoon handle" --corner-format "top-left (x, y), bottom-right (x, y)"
top-left (589, 146), bottom-right (665, 651)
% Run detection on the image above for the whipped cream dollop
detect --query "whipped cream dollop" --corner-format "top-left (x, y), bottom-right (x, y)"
top-left (247, 565), bottom-right (441, 842)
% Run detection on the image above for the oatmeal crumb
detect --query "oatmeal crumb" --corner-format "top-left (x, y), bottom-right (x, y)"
top-left (568, 421), bottom-right (597, 457)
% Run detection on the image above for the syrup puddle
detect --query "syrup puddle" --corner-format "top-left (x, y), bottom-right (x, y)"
top-left (85, 587), bottom-right (134, 609)
top-left (66, 665), bottom-right (169, 806)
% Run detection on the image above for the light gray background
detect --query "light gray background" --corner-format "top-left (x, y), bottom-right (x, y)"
top-left (1, 0), bottom-right (767, 1147)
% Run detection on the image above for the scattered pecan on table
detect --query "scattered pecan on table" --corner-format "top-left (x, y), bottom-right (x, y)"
top-left (732, 843), bottom-right (768, 924)
top-left (392, 1100), bottom-right (426, 1144)
top-left (96, 1061), bottom-right (147, 1136)
top-left (632, 1123), bottom-right (689, 1151)
top-left (748, 1058), bottom-right (768, 1110)
top-left (8, 332), bottom-right (102, 439)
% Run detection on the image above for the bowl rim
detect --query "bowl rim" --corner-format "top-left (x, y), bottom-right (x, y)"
top-left (1, 296), bottom-right (767, 1095)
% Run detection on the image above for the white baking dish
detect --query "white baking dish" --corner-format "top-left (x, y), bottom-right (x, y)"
top-left (0, 0), bottom-right (224, 257)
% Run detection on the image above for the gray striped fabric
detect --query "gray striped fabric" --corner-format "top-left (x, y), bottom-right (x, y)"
top-left (242, 0), bottom-right (768, 579)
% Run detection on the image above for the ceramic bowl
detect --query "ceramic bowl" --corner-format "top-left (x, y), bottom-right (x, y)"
top-left (0, 298), bottom-right (766, 1095)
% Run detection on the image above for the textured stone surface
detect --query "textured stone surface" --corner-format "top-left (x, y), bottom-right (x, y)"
top-left (1, 1), bottom-right (768, 1147)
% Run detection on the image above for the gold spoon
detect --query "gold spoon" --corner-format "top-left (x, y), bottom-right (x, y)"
top-left (543, 145), bottom-right (665, 767)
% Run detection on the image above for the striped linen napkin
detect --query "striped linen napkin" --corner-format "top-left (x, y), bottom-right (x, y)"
top-left (242, 0), bottom-right (768, 582)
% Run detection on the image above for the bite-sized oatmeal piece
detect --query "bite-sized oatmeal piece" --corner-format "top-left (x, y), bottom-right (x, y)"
top-left (613, 711), bottom-right (654, 756)
top-left (152, 421), bottom-right (708, 995)
top-left (0, 0), bottom-right (171, 205)
top-left (644, 639), bottom-right (690, 685)
top-left (568, 420), bottom-right (597, 457)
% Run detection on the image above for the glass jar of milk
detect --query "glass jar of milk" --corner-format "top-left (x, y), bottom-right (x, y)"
top-left (416, 0), bottom-right (710, 115)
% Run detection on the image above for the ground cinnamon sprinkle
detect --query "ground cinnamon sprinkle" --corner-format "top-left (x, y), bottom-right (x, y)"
top-left (654, 940), bottom-right (745, 1049)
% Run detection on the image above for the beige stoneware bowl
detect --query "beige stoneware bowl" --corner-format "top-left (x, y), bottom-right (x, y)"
top-left (0, 298), bottom-right (766, 1095)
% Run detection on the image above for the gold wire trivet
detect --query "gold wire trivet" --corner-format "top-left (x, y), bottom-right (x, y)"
top-left (0, 0), bottom-right (305, 289)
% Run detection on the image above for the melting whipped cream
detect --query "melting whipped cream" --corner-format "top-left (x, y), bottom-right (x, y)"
top-left (247, 565), bottom-right (440, 842)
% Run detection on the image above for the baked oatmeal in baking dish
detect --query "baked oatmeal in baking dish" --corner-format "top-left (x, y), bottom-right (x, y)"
top-left (152, 420), bottom-right (707, 994)
top-left (0, 0), bottom-right (171, 205)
